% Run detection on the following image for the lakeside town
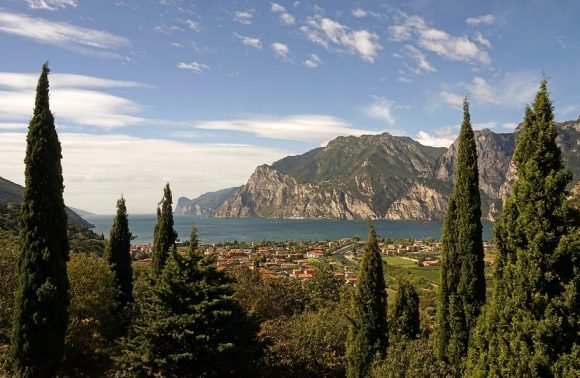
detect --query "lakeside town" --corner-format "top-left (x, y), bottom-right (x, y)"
top-left (130, 237), bottom-right (496, 285)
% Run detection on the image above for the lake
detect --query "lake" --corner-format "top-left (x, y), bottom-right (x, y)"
top-left (85, 214), bottom-right (494, 244)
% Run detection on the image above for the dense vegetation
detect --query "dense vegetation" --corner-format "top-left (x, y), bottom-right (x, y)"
top-left (0, 67), bottom-right (578, 377)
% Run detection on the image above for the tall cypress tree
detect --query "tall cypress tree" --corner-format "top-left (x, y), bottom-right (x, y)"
top-left (346, 224), bottom-right (388, 378)
top-left (467, 81), bottom-right (580, 376)
top-left (436, 98), bottom-right (486, 364)
top-left (152, 183), bottom-right (176, 274)
top-left (392, 278), bottom-right (420, 340)
top-left (12, 63), bottom-right (70, 377)
top-left (103, 197), bottom-right (133, 323)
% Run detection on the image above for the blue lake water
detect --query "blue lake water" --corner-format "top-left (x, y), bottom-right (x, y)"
top-left (85, 214), bottom-right (494, 244)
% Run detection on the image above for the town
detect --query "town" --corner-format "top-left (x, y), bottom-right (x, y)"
top-left (129, 237), bottom-right (496, 285)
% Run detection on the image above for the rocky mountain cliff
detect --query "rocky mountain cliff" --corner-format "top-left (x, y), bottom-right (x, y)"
top-left (181, 119), bottom-right (579, 221)
top-left (214, 133), bottom-right (446, 219)
top-left (175, 186), bottom-right (241, 215)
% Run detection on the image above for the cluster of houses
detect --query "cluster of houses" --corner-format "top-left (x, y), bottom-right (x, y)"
top-left (198, 242), bottom-right (358, 284)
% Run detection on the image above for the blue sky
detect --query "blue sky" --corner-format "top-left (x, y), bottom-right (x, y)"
top-left (0, 0), bottom-right (579, 213)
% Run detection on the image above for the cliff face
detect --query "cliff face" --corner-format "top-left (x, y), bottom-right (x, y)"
top-left (175, 186), bottom-right (241, 215)
top-left (191, 120), bottom-right (579, 221)
top-left (214, 165), bottom-right (377, 219)
top-left (387, 129), bottom-right (516, 221)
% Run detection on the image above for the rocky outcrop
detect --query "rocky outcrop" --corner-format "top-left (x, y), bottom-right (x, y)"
top-left (175, 186), bottom-right (241, 215)
top-left (385, 181), bottom-right (450, 220)
top-left (214, 165), bottom-right (377, 219)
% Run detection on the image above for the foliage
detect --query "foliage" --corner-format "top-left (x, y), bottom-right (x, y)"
top-left (259, 303), bottom-right (350, 378)
top-left (346, 224), bottom-right (388, 378)
top-left (392, 278), bottom-right (420, 340)
top-left (152, 183), bottom-right (177, 274)
top-left (0, 239), bottom-right (18, 344)
top-left (467, 81), bottom-right (580, 376)
top-left (12, 63), bottom-right (70, 377)
top-left (304, 266), bottom-right (344, 309)
top-left (117, 226), bottom-right (259, 377)
top-left (436, 98), bottom-right (486, 364)
top-left (65, 253), bottom-right (119, 362)
top-left (103, 196), bottom-right (133, 333)
top-left (370, 335), bottom-right (460, 378)
top-left (232, 268), bottom-right (308, 321)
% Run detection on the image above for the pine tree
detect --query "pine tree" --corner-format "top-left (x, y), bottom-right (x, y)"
top-left (152, 183), bottom-right (176, 274)
top-left (12, 63), bottom-right (70, 377)
top-left (435, 98), bottom-right (486, 364)
top-left (119, 225), bottom-right (259, 377)
top-left (346, 224), bottom-right (388, 378)
top-left (103, 196), bottom-right (133, 329)
top-left (467, 81), bottom-right (580, 376)
top-left (392, 278), bottom-right (420, 340)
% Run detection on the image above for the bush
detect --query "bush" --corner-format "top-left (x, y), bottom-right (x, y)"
top-left (65, 252), bottom-right (119, 360)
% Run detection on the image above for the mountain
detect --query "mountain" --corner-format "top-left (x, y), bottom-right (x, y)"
top-left (68, 206), bottom-right (95, 217)
top-left (184, 119), bottom-right (579, 221)
top-left (214, 133), bottom-right (446, 219)
top-left (386, 129), bottom-right (516, 221)
top-left (0, 176), bottom-right (93, 229)
top-left (175, 186), bottom-right (242, 215)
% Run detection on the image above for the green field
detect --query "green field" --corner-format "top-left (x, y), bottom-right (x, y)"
top-left (383, 256), bottom-right (440, 285)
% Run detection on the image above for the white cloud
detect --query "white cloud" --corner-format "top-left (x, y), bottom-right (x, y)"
top-left (184, 19), bottom-right (200, 32)
top-left (25, 0), bottom-right (77, 10)
top-left (394, 45), bottom-right (436, 75)
top-left (501, 122), bottom-right (518, 130)
top-left (388, 13), bottom-right (491, 65)
top-left (271, 42), bottom-right (289, 59)
top-left (177, 61), bottom-right (209, 74)
top-left (194, 114), bottom-right (378, 143)
top-left (0, 132), bottom-right (293, 213)
top-left (279, 13), bottom-right (296, 25)
top-left (352, 8), bottom-right (367, 18)
top-left (416, 130), bottom-right (454, 147)
top-left (234, 33), bottom-right (262, 49)
top-left (301, 16), bottom-right (381, 62)
top-left (0, 72), bottom-right (148, 128)
top-left (270, 3), bottom-right (295, 25)
top-left (466, 14), bottom-right (495, 26)
top-left (441, 90), bottom-right (464, 107)
top-left (0, 72), bottom-right (148, 90)
top-left (233, 10), bottom-right (253, 25)
top-left (474, 32), bottom-right (491, 48)
top-left (303, 53), bottom-right (322, 68)
top-left (0, 10), bottom-right (129, 57)
top-left (442, 72), bottom-right (539, 109)
top-left (366, 97), bottom-right (395, 125)
top-left (271, 3), bottom-right (286, 13)
top-left (469, 76), bottom-right (496, 104)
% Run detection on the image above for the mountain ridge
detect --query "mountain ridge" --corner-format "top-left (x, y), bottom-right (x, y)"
top-left (178, 119), bottom-right (580, 220)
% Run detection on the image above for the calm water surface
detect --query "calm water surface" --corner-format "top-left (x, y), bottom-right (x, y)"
top-left (85, 214), bottom-right (494, 244)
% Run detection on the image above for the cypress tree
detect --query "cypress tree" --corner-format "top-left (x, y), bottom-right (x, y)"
top-left (346, 224), bottom-right (388, 378)
top-left (392, 278), bottom-right (420, 340)
top-left (12, 63), bottom-right (70, 377)
top-left (467, 81), bottom-right (580, 376)
top-left (435, 98), bottom-right (486, 364)
top-left (152, 183), bottom-right (176, 274)
top-left (103, 196), bottom-right (133, 327)
top-left (119, 225), bottom-right (258, 376)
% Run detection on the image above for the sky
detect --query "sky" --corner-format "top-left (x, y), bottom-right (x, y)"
top-left (0, 0), bottom-right (579, 214)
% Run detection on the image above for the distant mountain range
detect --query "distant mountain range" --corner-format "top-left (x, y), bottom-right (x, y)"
top-left (176, 118), bottom-right (580, 221)
top-left (0, 176), bottom-right (93, 229)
